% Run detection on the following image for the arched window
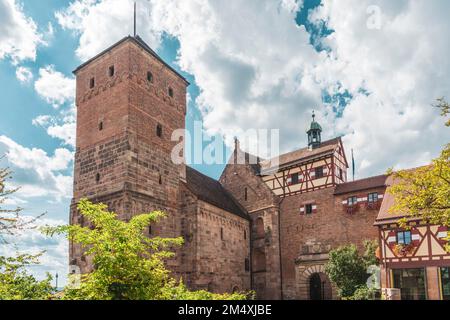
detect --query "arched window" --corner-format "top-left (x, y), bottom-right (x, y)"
top-left (255, 217), bottom-right (264, 239)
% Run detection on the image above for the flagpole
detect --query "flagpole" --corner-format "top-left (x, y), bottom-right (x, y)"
top-left (351, 149), bottom-right (355, 181)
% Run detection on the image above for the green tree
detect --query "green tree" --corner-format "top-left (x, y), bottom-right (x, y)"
top-left (0, 253), bottom-right (53, 300)
top-left (387, 99), bottom-right (450, 251)
top-left (325, 240), bottom-right (378, 299)
top-left (44, 199), bottom-right (246, 300)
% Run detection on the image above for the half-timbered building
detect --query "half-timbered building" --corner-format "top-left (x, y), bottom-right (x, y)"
top-left (375, 175), bottom-right (450, 300)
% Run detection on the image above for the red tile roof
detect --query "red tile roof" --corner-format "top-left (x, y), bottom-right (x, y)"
top-left (185, 166), bottom-right (249, 220)
top-left (334, 174), bottom-right (387, 195)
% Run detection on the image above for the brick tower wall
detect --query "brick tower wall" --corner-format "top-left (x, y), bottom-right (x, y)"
top-left (70, 38), bottom-right (188, 275)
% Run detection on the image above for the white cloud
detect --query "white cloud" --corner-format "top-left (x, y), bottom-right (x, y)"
top-left (33, 105), bottom-right (77, 148)
top-left (56, 0), bottom-right (161, 61)
top-left (0, 135), bottom-right (73, 201)
top-left (0, 0), bottom-right (43, 64)
top-left (15, 66), bottom-right (33, 83)
top-left (309, 0), bottom-right (450, 176)
top-left (57, 0), bottom-right (450, 179)
top-left (0, 215), bottom-right (69, 287)
top-left (34, 65), bottom-right (75, 108)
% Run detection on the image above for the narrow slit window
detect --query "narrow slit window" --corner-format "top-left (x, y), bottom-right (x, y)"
top-left (147, 71), bottom-right (153, 83)
top-left (95, 173), bottom-right (100, 183)
top-left (98, 121), bottom-right (103, 131)
top-left (156, 124), bottom-right (163, 138)
top-left (244, 187), bottom-right (248, 201)
top-left (108, 65), bottom-right (115, 77)
top-left (220, 227), bottom-right (224, 240)
top-left (89, 77), bottom-right (95, 89)
top-left (168, 87), bottom-right (174, 98)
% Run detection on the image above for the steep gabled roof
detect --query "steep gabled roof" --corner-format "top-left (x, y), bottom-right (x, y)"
top-left (334, 174), bottom-right (387, 195)
top-left (185, 166), bottom-right (249, 220)
top-left (260, 137), bottom-right (343, 173)
top-left (73, 35), bottom-right (190, 85)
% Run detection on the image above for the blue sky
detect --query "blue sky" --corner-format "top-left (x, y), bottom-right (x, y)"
top-left (0, 0), bottom-right (449, 285)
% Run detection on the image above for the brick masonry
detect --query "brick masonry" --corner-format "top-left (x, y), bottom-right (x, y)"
top-left (71, 36), bottom-right (389, 299)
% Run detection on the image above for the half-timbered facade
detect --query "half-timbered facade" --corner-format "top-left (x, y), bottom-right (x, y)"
top-left (375, 175), bottom-right (450, 300)
top-left (221, 115), bottom-right (388, 300)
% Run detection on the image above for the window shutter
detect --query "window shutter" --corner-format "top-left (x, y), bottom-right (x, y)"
top-left (411, 228), bottom-right (420, 246)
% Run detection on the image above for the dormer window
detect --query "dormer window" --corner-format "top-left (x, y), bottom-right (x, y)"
top-left (108, 65), bottom-right (115, 77)
top-left (89, 77), bottom-right (95, 89)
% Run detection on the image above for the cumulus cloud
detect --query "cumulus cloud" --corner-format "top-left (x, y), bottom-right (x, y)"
top-left (0, 0), bottom-right (43, 64)
top-left (33, 105), bottom-right (77, 148)
top-left (34, 65), bottom-right (75, 108)
top-left (0, 135), bottom-right (73, 201)
top-left (0, 215), bottom-right (68, 286)
top-left (15, 66), bottom-right (33, 83)
top-left (56, 0), bottom-right (161, 61)
top-left (56, 0), bottom-right (450, 179)
top-left (309, 0), bottom-right (450, 176)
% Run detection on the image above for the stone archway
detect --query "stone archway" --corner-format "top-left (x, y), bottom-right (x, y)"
top-left (297, 264), bottom-right (334, 300)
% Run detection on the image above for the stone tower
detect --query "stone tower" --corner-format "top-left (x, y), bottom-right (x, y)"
top-left (70, 36), bottom-right (189, 274)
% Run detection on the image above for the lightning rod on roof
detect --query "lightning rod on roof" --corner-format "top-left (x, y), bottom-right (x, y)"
top-left (133, 1), bottom-right (137, 37)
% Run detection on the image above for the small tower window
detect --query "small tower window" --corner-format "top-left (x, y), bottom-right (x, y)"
top-left (95, 173), bottom-right (100, 183)
top-left (244, 230), bottom-right (247, 240)
top-left (220, 227), bottom-right (224, 240)
top-left (147, 71), bottom-right (153, 83)
top-left (158, 174), bottom-right (162, 185)
top-left (305, 204), bottom-right (313, 215)
top-left (98, 121), bottom-right (103, 131)
top-left (244, 187), bottom-right (248, 201)
top-left (108, 65), bottom-right (115, 77)
top-left (168, 87), bottom-right (174, 98)
top-left (245, 258), bottom-right (250, 272)
top-left (156, 124), bottom-right (163, 138)
top-left (89, 77), bottom-right (95, 89)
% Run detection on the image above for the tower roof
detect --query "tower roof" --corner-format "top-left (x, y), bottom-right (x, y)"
top-left (72, 35), bottom-right (190, 85)
top-left (307, 111), bottom-right (322, 132)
